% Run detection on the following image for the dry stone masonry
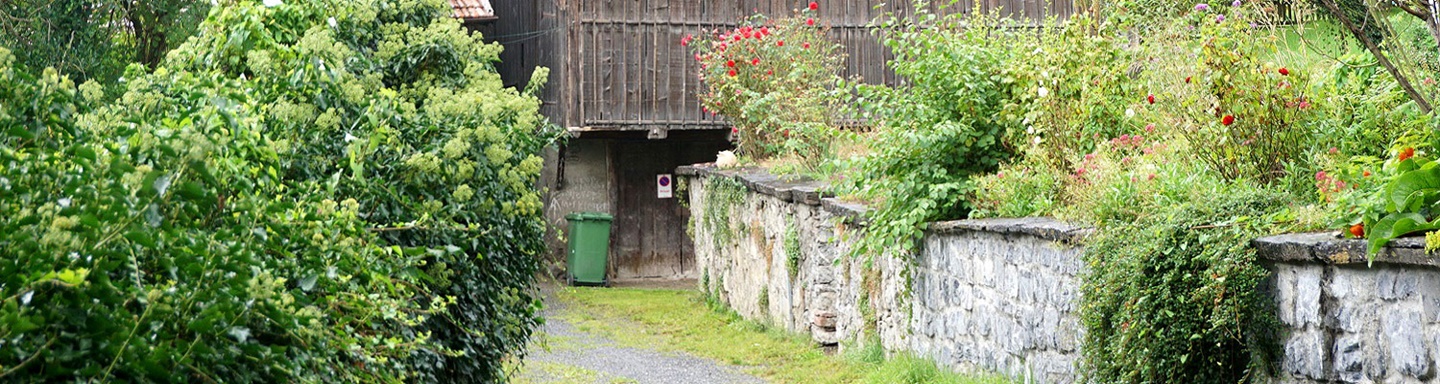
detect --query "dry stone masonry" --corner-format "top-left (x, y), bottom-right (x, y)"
top-left (677, 165), bottom-right (1440, 384)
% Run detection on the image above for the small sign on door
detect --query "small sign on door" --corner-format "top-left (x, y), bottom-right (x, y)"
top-left (657, 174), bottom-right (673, 199)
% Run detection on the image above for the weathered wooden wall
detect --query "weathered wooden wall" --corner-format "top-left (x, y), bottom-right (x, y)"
top-left (487, 0), bottom-right (566, 121)
top-left (487, 0), bottom-right (1076, 132)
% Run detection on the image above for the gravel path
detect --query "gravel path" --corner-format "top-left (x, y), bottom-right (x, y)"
top-left (514, 294), bottom-right (765, 384)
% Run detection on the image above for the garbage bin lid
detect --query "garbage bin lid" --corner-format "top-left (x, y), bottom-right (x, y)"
top-left (565, 212), bottom-right (614, 221)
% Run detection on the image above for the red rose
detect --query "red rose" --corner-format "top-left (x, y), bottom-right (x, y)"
top-left (1221, 115), bottom-right (1235, 126)
top-left (1349, 223), bottom-right (1364, 237)
top-left (802, 42), bottom-right (810, 49)
top-left (807, 18), bottom-right (815, 26)
top-left (767, 70), bottom-right (773, 75)
top-left (1279, 67), bottom-right (1290, 76)
top-left (810, 2), bottom-right (819, 10)
top-left (726, 60), bottom-right (736, 68)
top-left (752, 58), bottom-right (760, 65)
top-left (1147, 94), bottom-right (1155, 104)
top-left (1400, 147), bottom-right (1416, 161)
top-left (777, 40), bottom-right (784, 47)
top-left (728, 69), bottom-right (737, 77)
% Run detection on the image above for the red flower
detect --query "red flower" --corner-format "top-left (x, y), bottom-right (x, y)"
top-left (752, 58), bottom-right (760, 65)
top-left (1350, 223), bottom-right (1365, 237)
top-left (1221, 115), bottom-right (1235, 126)
top-left (809, 1), bottom-right (819, 10)
top-left (681, 35), bottom-right (692, 46)
top-left (807, 18), bottom-right (815, 26)
top-left (802, 42), bottom-right (811, 49)
top-left (1364, 170), bottom-right (1372, 177)
top-left (1400, 147), bottom-right (1416, 161)
top-left (726, 60), bottom-right (736, 68)
top-left (1185, 76), bottom-right (1191, 84)
top-left (732, 127), bottom-right (739, 133)
top-left (1147, 94), bottom-right (1155, 104)
top-left (727, 69), bottom-right (737, 77)
top-left (777, 40), bottom-right (785, 47)
top-left (767, 70), bottom-right (773, 75)
top-left (1278, 67), bottom-right (1290, 76)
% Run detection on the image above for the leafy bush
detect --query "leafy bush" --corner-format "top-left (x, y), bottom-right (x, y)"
top-left (0, 0), bottom-right (556, 381)
top-left (840, 8), bottom-right (1025, 255)
top-left (688, 5), bottom-right (848, 168)
top-left (1081, 185), bottom-right (1285, 383)
top-left (1013, 15), bottom-right (1140, 171)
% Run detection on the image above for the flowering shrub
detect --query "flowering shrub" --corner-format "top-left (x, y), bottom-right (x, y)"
top-left (1170, 6), bottom-right (1318, 184)
top-left (1013, 15), bottom-right (1141, 171)
top-left (0, 0), bottom-right (556, 381)
top-left (688, 5), bottom-right (847, 168)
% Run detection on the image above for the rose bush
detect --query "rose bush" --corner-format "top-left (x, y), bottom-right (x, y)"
top-left (688, 6), bottom-right (848, 169)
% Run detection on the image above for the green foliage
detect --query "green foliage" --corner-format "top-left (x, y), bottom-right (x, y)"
top-left (688, 8), bottom-right (849, 168)
top-left (1080, 186), bottom-right (1285, 383)
top-left (841, 6), bottom-right (1025, 256)
top-left (703, 177), bottom-right (748, 252)
top-left (1173, 8), bottom-right (1318, 184)
top-left (970, 157), bottom-right (1064, 219)
top-left (1307, 51), bottom-right (1435, 159)
top-left (0, 0), bottom-right (210, 83)
top-left (1014, 15), bottom-right (1139, 171)
top-left (784, 223), bottom-right (802, 279)
top-left (0, 0), bottom-right (556, 382)
top-left (1334, 151), bottom-right (1440, 258)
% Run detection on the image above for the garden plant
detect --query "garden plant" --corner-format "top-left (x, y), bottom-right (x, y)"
top-left (0, 0), bottom-right (558, 382)
top-left (692, 0), bottom-right (1440, 382)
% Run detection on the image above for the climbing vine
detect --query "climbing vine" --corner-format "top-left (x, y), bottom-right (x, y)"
top-left (702, 177), bottom-right (748, 252)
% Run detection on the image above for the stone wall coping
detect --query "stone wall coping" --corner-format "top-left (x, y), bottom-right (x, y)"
top-left (1252, 232), bottom-right (1440, 268)
top-left (678, 164), bottom-right (836, 207)
top-left (679, 164), bottom-right (1440, 268)
top-left (928, 217), bottom-right (1092, 241)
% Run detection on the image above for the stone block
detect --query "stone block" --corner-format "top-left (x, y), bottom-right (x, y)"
top-left (1333, 334), bottom-right (1367, 383)
top-left (1424, 273), bottom-right (1440, 323)
top-left (1330, 301), bottom-right (1375, 334)
top-left (1283, 330), bottom-right (1327, 380)
top-left (814, 311), bottom-right (838, 328)
top-left (1378, 268), bottom-right (1421, 301)
top-left (1295, 268), bottom-right (1322, 327)
top-left (1385, 308), bottom-right (1431, 379)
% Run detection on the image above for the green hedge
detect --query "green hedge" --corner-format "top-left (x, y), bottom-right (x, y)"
top-left (0, 0), bottom-right (557, 382)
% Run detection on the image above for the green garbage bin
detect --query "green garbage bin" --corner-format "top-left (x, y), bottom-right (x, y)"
top-left (565, 212), bottom-right (613, 286)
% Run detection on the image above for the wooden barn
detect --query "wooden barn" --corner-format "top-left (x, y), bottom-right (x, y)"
top-left (460, 0), bottom-right (1076, 282)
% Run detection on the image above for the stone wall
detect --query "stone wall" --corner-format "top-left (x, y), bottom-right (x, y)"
top-left (680, 165), bottom-right (1440, 384)
top-left (909, 219), bottom-right (1087, 383)
top-left (1258, 234), bottom-right (1440, 383)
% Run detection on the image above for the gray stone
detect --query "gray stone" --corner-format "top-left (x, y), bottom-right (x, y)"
top-left (1385, 309), bottom-right (1431, 379)
top-left (1379, 269), bottom-right (1421, 301)
top-left (1295, 268), bottom-right (1322, 327)
top-left (1283, 330), bottom-right (1326, 380)
top-left (1334, 334), bottom-right (1366, 383)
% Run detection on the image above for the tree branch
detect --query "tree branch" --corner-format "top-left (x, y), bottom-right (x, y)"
top-left (1316, 0), bottom-right (1433, 113)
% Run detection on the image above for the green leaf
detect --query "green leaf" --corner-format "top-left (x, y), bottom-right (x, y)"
top-left (1386, 167), bottom-right (1440, 212)
top-left (124, 231), bottom-right (157, 249)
